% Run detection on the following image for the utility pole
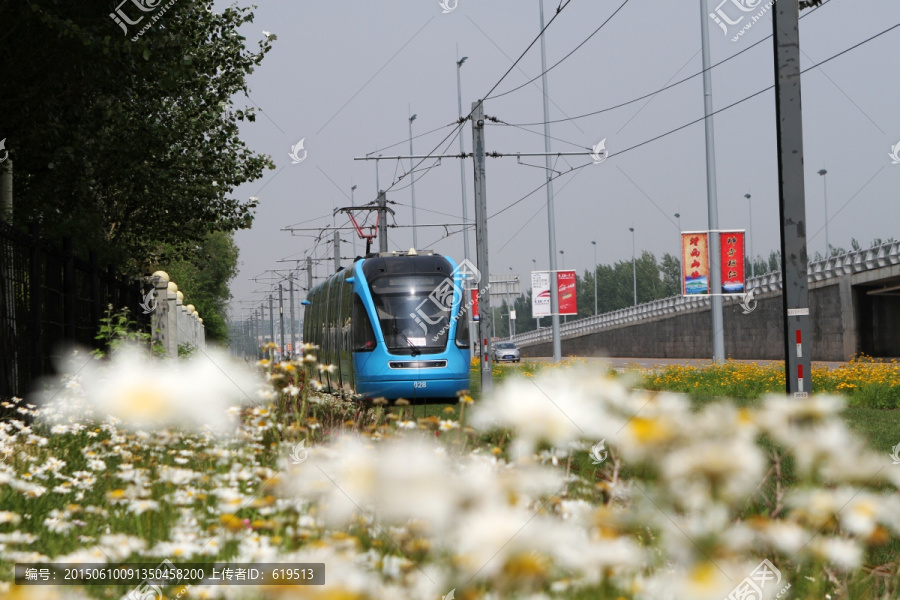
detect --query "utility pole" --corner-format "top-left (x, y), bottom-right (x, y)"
top-left (289, 274), bottom-right (296, 358)
top-left (350, 184), bottom-right (358, 258)
top-left (538, 0), bottom-right (561, 363)
top-left (700, 0), bottom-right (725, 363)
top-left (375, 155), bottom-right (382, 200)
top-left (254, 309), bottom-right (260, 357)
top-left (630, 227), bottom-right (637, 306)
top-left (471, 100), bottom-right (493, 393)
top-left (333, 230), bottom-right (341, 272)
top-left (409, 112), bottom-right (418, 249)
top-left (306, 257), bottom-right (313, 293)
top-left (823, 171), bottom-right (830, 257)
top-left (268, 295), bottom-right (275, 350)
top-left (591, 240), bottom-right (598, 316)
top-left (457, 52), bottom-right (475, 359)
top-left (377, 191), bottom-right (388, 253)
top-left (456, 53), bottom-right (471, 262)
top-left (773, 0), bottom-right (812, 396)
top-left (745, 194), bottom-right (754, 277)
top-left (278, 284), bottom-right (286, 358)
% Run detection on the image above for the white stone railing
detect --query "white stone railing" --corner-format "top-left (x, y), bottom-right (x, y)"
top-left (149, 271), bottom-right (206, 356)
top-left (513, 241), bottom-right (900, 347)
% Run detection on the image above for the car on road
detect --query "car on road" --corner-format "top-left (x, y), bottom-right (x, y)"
top-left (493, 341), bottom-right (520, 363)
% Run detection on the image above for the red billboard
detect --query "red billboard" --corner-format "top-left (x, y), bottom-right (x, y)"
top-left (682, 233), bottom-right (710, 295)
top-left (557, 270), bottom-right (578, 315)
top-left (719, 231), bottom-right (745, 294)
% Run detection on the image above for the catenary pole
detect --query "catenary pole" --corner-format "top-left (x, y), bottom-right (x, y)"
top-left (538, 0), bottom-right (561, 363)
top-left (471, 100), bottom-right (493, 394)
top-left (333, 230), bottom-right (341, 272)
top-left (772, 0), bottom-right (812, 396)
top-left (409, 111), bottom-right (418, 249)
top-left (268, 295), bottom-right (275, 351)
top-left (457, 52), bottom-right (475, 359)
top-left (278, 284), bottom-right (286, 358)
top-left (289, 274), bottom-right (296, 358)
top-left (700, 0), bottom-right (725, 362)
top-left (378, 191), bottom-right (388, 253)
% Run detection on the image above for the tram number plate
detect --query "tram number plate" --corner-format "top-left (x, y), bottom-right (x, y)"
top-left (413, 381), bottom-right (427, 389)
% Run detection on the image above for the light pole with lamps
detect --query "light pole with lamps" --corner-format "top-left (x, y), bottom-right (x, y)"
top-left (408, 112), bottom-right (418, 249)
top-left (532, 258), bottom-right (540, 330)
top-left (818, 169), bottom-right (829, 257)
top-left (745, 193), bottom-right (754, 277)
top-left (629, 227), bottom-right (637, 307)
top-left (591, 240), bottom-right (598, 316)
top-left (674, 213), bottom-right (682, 289)
top-left (456, 53), bottom-right (474, 357)
top-left (456, 53), bottom-right (470, 262)
top-left (350, 184), bottom-right (358, 257)
top-left (507, 266), bottom-right (516, 339)
top-left (559, 250), bottom-right (566, 323)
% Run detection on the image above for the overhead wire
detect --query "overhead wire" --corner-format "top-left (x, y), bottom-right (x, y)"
top-left (488, 19), bottom-right (900, 220)
top-left (492, 0), bottom-right (830, 128)
top-left (371, 0), bottom-right (577, 201)
top-left (365, 122), bottom-right (459, 156)
top-left (389, 122), bottom-right (466, 192)
top-left (487, 0), bottom-right (633, 100)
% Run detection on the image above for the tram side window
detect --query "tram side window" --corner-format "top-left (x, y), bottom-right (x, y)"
top-left (351, 294), bottom-right (376, 352)
top-left (341, 278), bottom-right (353, 347)
top-left (303, 293), bottom-right (316, 344)
top-left (312, 289), bottom-right (323, 348)
top-left (455, 310), bottom-right (469, 348)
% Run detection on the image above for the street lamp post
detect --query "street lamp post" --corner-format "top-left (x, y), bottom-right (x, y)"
top-left (456, 53), bottom-right (474, 358)
top-left (745, 194), bottom-right (754, 277)
top-left (629, 227), bottom-right (637, 307)
top-left (350, 184), bottom-right (358, 257)
top-left (409, 112), bottom-right (418, 249)
top-left (818, 169), bottom-right (829, 257)
top-left (559, 250), bottom-right (566, 323)
top-left (456, 54), bottom-right (470, 262)
top-left (674, 213), bottom-right (682, 290)
top-left (532, 258), bottom-right (539, 330)
top-left (507, 266), bottom-right (516, 339)
top-left (591, 240), bottom-right (597, 316)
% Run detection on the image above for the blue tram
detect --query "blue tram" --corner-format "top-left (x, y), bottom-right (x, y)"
top-left (303, 250), bottom-right (471, 401)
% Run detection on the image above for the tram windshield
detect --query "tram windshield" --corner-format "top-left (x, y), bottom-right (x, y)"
top-left (368, 273), bottom-right (458, 354)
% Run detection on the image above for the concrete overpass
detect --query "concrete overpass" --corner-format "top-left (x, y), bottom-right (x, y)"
top-left (512, 242), bottom-right (900, 361)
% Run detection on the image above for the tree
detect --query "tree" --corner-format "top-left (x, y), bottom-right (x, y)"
top-left (659, 253), bottom-right (682, 297)
top-left (0, 0), bottom-right (275, 269)
top-left (160, 231), bottom-right (240, 344)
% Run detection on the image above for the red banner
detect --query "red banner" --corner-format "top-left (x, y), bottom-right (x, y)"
top-left (719, 231), bottom-right (745, 294)
top-left (557, 270), bottom-right (578, 315)
top-left (682, 233), bottom-right (710, 295)
top-left (471, 288), bottom-right (480, 321)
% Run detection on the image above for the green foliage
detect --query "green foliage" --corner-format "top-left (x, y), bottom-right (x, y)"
top-left (92, 305), bottom-right (162, 357)
top-left (159, 231), bottom-right (239, 344)
top-left (178, 342), bottom-right (196, 358)
top-left (0, 0), bottom-right (275, 269)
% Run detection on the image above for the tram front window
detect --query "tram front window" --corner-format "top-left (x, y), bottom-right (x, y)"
top-left (369, 274), bottom-right (457, 354)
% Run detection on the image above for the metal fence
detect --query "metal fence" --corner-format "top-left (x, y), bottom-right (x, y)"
top-left (512, 241), bottom-right (900, 347)
top-left (0, 222), bottom-right (148, 399)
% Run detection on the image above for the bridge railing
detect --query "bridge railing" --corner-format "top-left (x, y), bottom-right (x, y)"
top-left (512, 241), bottom-right (900, 347)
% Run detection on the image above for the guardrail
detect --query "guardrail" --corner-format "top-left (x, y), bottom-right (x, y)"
top-left (512, 241), bottom-right (900, 347)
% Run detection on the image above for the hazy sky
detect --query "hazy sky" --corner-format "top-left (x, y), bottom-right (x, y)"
top-left (219, 0), bottom-right (900, 319)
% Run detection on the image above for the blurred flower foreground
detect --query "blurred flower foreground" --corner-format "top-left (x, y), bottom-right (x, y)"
top-left (1, 346), bottom-right (899, 600)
